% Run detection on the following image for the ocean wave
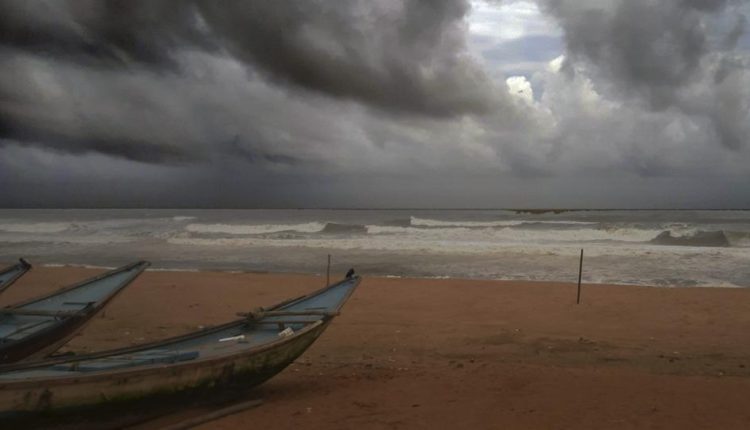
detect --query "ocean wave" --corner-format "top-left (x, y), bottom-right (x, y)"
top-left (382, 218), bottom-right (413, 227)
top-left (172, 216), bottom-right (197, 222)
top-left (725, 231), bottom-right (750, 247)
top-left (164, 235), bottom-right (750, 261)
top-left (366, 225), bottom-right (661, 242)
top-left (410, 217), bottom-right (525, 227)
top-left (0, 222), bottom-right (72, 233)
top-left (409, 216), bottom-right (597, 228)
top-left (185, 222), bottom-right (325, 235)
top-left (650, 230), bottom-right (730, 247)
top-left (169, 228), bottom-right (668, 250)
top-left (321, 223), bottom-right (368, 234)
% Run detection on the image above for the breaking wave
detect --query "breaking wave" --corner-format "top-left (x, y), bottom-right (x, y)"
top-left (409, 216), bottom-right (598, 228)
top-left (650, 230), bottom-right (731, 247)
top-left (181, 220), bottom-right (748, 247)
top-left (185, 222), bottom-right (368, 235)
top-left (410, 217), bottom-right (525, 227)
top-left (321, 223), bottom-right (367, 234)
top-left (366, 225), bottom-right (662, 242)
top-left (0, 222), bottom-right (72, 233)
top-left (726, 231), bottom-right (750, 247)
top-left (172, 216), bottom-right (197, 222)
top-left (382, 218), bottom-right (413, 227)
top-left (185, 222), bottom-right (325, 235)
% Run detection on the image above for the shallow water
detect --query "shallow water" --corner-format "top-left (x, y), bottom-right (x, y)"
top-left (1, 209), bottom-right (749, 287)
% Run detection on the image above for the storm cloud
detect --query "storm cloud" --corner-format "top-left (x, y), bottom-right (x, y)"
top-left (538, 0), bottom-right (750, 150)
top-left (0, 0), bottom-right (749, 208)
top-left (198, 0), bottom-right (500, 116)
top-left (0, 0), bottom-right (516, 169)
top-left (0, 0), bottom-right (499, 116)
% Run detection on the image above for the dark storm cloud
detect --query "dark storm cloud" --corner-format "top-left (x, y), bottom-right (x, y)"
top-left (0, 107), bottom-right (192, 163)
top-left (197, 0), bottom-right (497, 117)
top-left (225, 135), bottom-right (297, 165)
top-left (539, 0), bottom-right (715, 106)
top-left (537, 0), bottom-right (750, 150)
top-left (0, 0), bottom-right (212, 69)
top-left (0, 0), bottom-right (508, 171)
top-left (724, 13), bottom-right (747, 49)
top-left (0, 0), bottom-right (495, 117)
top-left (0, 131), bottom-right (190, 164)
top-left (1, 0), bottom-right (750, 208)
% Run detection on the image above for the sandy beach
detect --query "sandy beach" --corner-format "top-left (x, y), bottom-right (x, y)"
top-left (2, 265), bottom-right (750, 429)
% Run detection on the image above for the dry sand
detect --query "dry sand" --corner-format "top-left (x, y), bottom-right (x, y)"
top-left (2, 265), bottom-right (750, 429)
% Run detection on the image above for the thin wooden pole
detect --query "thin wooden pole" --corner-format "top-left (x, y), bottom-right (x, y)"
top-left (326, 254), bottom-right (331, 287)
top-left (576, 249), bottom-right (583, 304)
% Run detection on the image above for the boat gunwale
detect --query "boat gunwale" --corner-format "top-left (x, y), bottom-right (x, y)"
top-left (0, 259), bottom-right (32, 295)
top-left (4, 260), bottom-right (150, 310)
top-left (0, 319), bottom-right (328, 389)
top-left (0, 275), bottom-right (361, 387)
top-left (0, 261), bottom-right (151, 363)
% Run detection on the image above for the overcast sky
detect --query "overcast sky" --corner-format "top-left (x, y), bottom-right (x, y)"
top-left (1, 0), bottom-right (749, 208)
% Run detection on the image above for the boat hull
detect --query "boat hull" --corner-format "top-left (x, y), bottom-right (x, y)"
top-left (0, 320), bottom-right (330, 414)
top-left (0, 261), bottom-right (149, 364)
top-left (0, 314), bottom-right (90, 364)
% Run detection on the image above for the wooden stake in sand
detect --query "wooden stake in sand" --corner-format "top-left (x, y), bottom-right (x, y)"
top-left (158, 399), bottom-right (263, 430)
top-left (327, 254), bottom-right (331, 286)
top-left (576, 249), bottom-right (584, 304)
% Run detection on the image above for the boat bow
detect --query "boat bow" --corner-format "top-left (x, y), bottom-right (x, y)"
top-left (0, 261), bottom-right (150, 363)
top-left (0, 259), bottom-right (32, 295)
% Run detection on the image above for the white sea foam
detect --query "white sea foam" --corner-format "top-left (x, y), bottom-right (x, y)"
top-left (166, 231), bottom-right (750, 265)
top-left (367, 225), bottom-right (662, 243)
top-left (172, 216), bottom-right (197, 222)
top-left (165, 235), bottom-right (631, 255)
top-left (409, 216), bottom-right (597, 227)
top-left (410, 217), bottom-right (525, 227)
top-left (0, 222), bottom-right (71, 233)
top-left (185, 222), bottom-right (325, 235)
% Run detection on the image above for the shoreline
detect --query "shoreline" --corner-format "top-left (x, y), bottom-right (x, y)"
top-left (0, 257), bottom-right (732, 291)
top-left (2, 266), bottom-right (750, 429)
top-left (23, 262), bottom-right (746, 289)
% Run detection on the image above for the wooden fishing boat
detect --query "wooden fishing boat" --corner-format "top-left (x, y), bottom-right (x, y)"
top-left (0, 259), bottom-right (32, 295)
top-left (0, 274), bottom-right (361, 416)
top-left (0, 261), bottom-right (150, 364)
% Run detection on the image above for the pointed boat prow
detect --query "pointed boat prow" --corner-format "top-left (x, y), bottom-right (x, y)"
top-left (0, 259), bottom-right (32, 296)
top-left (0, 261), bottom-right (150, 364)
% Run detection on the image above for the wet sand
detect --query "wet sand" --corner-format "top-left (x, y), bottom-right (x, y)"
top-left (2, 265), bottom-right (750, 429)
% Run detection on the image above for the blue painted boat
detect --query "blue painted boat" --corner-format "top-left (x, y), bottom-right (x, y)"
top-left (0, 259), bottom-right (32, 295)
top-left (0, 274), bottom-right (361, 415)
top-left (0, 261), bottom-right (150, 364)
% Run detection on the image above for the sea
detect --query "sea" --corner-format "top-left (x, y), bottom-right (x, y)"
top-left (1, 209), bottom-right (749, 288)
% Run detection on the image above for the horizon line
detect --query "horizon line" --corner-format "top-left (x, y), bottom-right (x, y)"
top-left (1, 207), bottom-right (749, 211)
